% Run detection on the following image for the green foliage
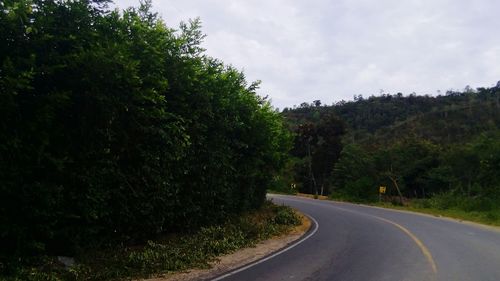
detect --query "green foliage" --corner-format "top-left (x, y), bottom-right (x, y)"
top-left (273, 207), bottom-right (301, 226)
top-left (331, 144), bottom-right (374, 189)
top-left (441, 131), bottom-right (500, 198)
top-left (267, 173), bottom-right (297, 195)
top-left (284, 88), bottom-right (500, 145)
top-left (4, 202), bottom-right (300, 281)
top-left (332, 177), bottom-right (378, 202)
top-left (286, 90), bottom-right (500, 212)
top-left (330, 134), bottom-right (500, 203)
top-left (288, 112), bottom-right (346, 195)
top-left (0, 0), bottom-right (291, 274)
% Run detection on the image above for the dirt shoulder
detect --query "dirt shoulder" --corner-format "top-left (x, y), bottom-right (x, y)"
top-left (142, 211), bottom-right (311, 281)
top-left (295, 192), bottom-right (329, 200)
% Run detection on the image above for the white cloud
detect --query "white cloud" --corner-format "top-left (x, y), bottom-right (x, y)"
top-left (113, 0), bottom-right (500, 109)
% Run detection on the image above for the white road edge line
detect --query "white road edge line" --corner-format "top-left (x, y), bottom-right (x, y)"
top-left (211, 213), bottom-right (320, 281)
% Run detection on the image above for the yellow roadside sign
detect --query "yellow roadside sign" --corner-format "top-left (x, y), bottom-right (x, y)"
top-left (379, 186), bottom-right (386, 194)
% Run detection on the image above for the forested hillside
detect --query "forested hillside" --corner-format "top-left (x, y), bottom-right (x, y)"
top-left (281, 87), bottom-right (500, 219)
top-left (0, 0), bottom-right (291, 275)
top-left (284, 87), bottom-right (500, 145)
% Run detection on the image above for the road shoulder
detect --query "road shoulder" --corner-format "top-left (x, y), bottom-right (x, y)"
top-left (141, 211), bottom-right (311, 281)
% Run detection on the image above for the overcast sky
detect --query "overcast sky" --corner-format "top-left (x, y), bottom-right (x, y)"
top-left (113, 0), bottom-right (500, 109)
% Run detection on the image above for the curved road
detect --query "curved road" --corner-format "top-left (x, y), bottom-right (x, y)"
top-left (214, 195), bottom-right (500, 281)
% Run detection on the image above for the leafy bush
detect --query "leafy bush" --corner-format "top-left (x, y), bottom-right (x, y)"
top-left (428, 192), bottom-right (499, 212)
top-left (0, 0), bottom-right (291, 270)
top-left (331, 177), bottom-right (378, 203)
top-left (273, 207), bottom-right (301, 226)
top-left (4, 202), bottom-right (301, 280)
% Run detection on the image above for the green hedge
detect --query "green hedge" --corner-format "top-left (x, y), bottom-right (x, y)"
top-left (0, 0), bottom-right (291, 267)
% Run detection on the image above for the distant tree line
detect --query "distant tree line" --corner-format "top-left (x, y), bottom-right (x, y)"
top-left (281, 86), bottom-right (500, 212)
top-left (332, 134), bottom-right (500, 205)
top-left (0, 0), bottom-right (290, 266)
top-left (284, 87), bottom-right (500, 145)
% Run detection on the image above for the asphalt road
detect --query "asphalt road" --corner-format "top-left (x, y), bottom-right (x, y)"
top-left (213, 195), bottom-right (500, 281)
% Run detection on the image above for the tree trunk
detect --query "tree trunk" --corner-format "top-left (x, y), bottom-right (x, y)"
top-left (307, 141), bottom-right (317, 196)
top-left (388, 175), bottom-right (404, 205)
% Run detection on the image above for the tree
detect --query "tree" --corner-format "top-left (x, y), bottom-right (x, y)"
top-left (331, 144), bottom-right (377, 201)
top-left (0, 0), bottom-right (291, 263)
top-left (291, 113), bottom-right (345, 195)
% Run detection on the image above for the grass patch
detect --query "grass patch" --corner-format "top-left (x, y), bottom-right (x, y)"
top-left (371, 201), bottom-right (500, 227)
top-left (327, 191), bottom-right (500, 227)
top-left (2, 201), bottom-right (301, 281)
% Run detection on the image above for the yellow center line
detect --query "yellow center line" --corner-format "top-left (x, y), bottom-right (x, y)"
top-left (328, 205), bottom-right (438, 276)
top-left (373, 216), bottom-right (438, 275)
top-left (272, 196), bottom-right (439, 277)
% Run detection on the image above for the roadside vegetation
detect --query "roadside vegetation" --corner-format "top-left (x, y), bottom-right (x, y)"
top-left (4, 202), bottom-right (300, 281)
top-left (2, 0), bottom-right (499, 279)
top-left (0, 0), bottom-right (294, 280)
top-left (279, 87), bottom-right (500, 226)
top-left (373, 195), bottom-right (500, 227)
